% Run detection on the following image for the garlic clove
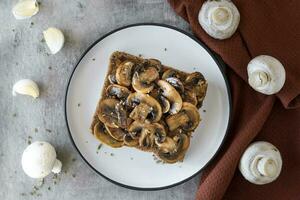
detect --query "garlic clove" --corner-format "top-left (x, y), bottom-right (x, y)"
top-left (22, 141), bottom-right (62, 179)
top-left (247, 55), bottom-right (286, 95)
top-left (198, 0), bottom-right (240, 40)
top-left (43, 27), bottom-right (65, 54)
top-left (12, 0), bottom-right (39, 20)
top-left (13, 79), bottom-right (39, 98)
top-left (239, 141), bottom-right (282, 185)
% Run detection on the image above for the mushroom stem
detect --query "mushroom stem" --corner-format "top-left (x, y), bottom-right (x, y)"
top-left (51, 159), bottom-right (62, 174)
top-left (257, 157), bottom-right (277, 178)
top-left (211, 7), bottom-right (231, 26)
top-left (248, 71), bottom-right (269, 88)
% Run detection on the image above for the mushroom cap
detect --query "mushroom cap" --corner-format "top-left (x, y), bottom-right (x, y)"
top-left (132, 65), bottom-right (159, 94)
top-left (239, 141), bottom-right (282, 185)
top-left (247, 55), bottom-right (286, 95)
top-left (166, 102), bottom-right (200, 132)
top-left (94, 122), bottom-right (123, 148)
top-left (106, 84), bottom-right (131, 100)
top-left (98, 98), bottom-right (128, 128)
top-left (21, 141), bottom-right (60, 178)
top-left (156, 134), bottom-right (190, 163)
top-left (162, 69), bottom-right (180, 80)
top-left (126, 92), bottom-right (162, 122)
top-left (198, 0), bottom-right (240, 39)
top-left (116, 61), bottom-right (134, 87)
top-left (105, 125), bottom-right (126, 141)
top-left (157, 80), bottom-right (183, 115)
top-left (165, 77), bottom-right (185, 94)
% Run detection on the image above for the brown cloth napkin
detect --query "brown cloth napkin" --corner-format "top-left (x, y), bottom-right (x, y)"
top-left (168, 0), bottom-right (300, 199)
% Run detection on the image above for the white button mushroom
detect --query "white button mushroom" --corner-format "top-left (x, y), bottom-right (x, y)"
top-left (12, 0), bottom-right (39, 20)
top-left (247, 55), bottom-right (286, 95)
top-left (198, 0), bottom-right (240, 40)
top-left (239, 141), bottom-right (282, 185)
top-left (22, 141), bottom-right (62, 179)
top-left (13, 79), bottom-right (40, 98)
top-left (43, 27), bottom-right (65, 54)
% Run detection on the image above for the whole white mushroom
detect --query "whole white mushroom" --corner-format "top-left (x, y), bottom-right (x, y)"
top-left (239, 141), bottom-right (282, 185)
top-left (247, 55), bottom-right (286, 95)
top-left (198, 0), bottom-right (240, 39)
top-left (22, 141), bottom-right (62, 179)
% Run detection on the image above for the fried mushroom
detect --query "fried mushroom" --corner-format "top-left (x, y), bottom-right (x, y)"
top-left (156, 134), bottom-right (190, 163)
top-left (127, 92), bottom-right (162, 122)
top-left (106, 84), bottom-right (131, 100)
top-left (98, 98), bottom-right (129, 128)
top-left (116, 61), bottom-right (134, 87)
top-left (93, 122), bottom-right (123, 148)
top-left (166, 102), bottom-right (200, 132)
top-left (157, 80), bottom-right (182, 115)
top-left (132, 64), bottom-right (159, 93)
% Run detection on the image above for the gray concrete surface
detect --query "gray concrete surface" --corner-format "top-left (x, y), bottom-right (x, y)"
top-left (0, 0), bottom-right (200, 199)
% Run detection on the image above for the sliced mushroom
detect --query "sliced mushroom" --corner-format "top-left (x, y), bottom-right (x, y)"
top-left (157, 80), bottom-right (182, 115)
top-left (149, 88), bottom-right (170, 114)
top-left (162, 69), bottom-right (180, 80)
top-left (93, 122), bottom-right (123, 148)
top-left (129, 103), bottom-right (153, 122)
top-left (126, 92), bottom-right (162, 122)
top-left (132, 64), bottom-right (159, 93)
top-left (108, 74), bottom-right (117, 84)
top-left (166, 102), bottom-right (200, 132)
top-left (185, 72), bottom-right (208, 107)
top-left (156, 134), bottom-right (190, 163)
top-left (183, 89), bottom-right (198, 106)
top-left (116, 61), bottom-right (134, 87)
top-left (123, 134), bottom-right (139, 147)
top-left (105, 125), bottom-right (126, 141)
top-left (148, 59), bottom-right (162, 73)
top-left (152, 123), bottom-right (167, 144)
top-left (165, 77), bottom-right (184, 94)
top-left (98, 98), bottom-right (128, 128)
top-left (106, 84), bottom-right (131, 100)
top-left (128, 121), bottom-right (153, 151)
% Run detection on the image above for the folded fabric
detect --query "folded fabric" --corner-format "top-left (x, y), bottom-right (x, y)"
top-left (168, 0), bottom-right (300, 199)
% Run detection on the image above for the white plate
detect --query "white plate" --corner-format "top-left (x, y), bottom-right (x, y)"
top-left (65, 24), bottom-right (231, 190)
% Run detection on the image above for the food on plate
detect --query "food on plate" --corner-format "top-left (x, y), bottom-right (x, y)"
top-left (90, 51), bottom-right (207, 163)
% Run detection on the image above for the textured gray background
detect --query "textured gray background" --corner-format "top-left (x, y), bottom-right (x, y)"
top-left (0, 0), bottom-right (201, 200)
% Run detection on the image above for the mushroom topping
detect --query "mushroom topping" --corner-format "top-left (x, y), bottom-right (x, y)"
top-left (156, 134), bottom-right (190, 163)
top-left (116, 61), bottom-right (134, 87)
top-left (98, 98), bottom-right (129, 128)
top-left (129, 103), bottom-right (153, 122)
top-left (123, 134), bottom-right (139, 147)
top-left (247, 55), bottom-right (286, 95)
top-left (106, 84), bottom-right (131, 100)
top-left (239, 141), bottom-right (282, 185)
top-left (148, 59), bottom-right (162, 73)
top-left (198, 0), bottom-right (240, 40)
top-left (105, 125), bottom-right (126, 141)
top-left (149, 88), bottom-right (170, 114)
top-left (132, 64), bottom-right (159, 93)
top-left (93, 122), bottom-right (123, 148)
top-left (157, 80), bottom-right (182, 115)
top-left (127, 92), bottom-right (162, 122)
top-left (162, 69), bottom-right (180, 80)
top-left (166, 102), bottom-right (200, 131)
top-left (183, 89), bottom-right (198, 106)
top-left (165, 77), bottom-right (185, 94)
top-left (108, 74), bottom-right (117, 84)
top-left (128, 121), bottom-right (166, 151)
top-left (185, 72), bottom-right (208, 107)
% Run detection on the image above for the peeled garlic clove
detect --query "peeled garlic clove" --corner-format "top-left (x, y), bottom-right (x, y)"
top-left (198, 0), bottom-right (240, 39)
top-left (239, 141), bottom-right (282, 185)
top-left (247, 55), bottom-right (286, 95)
top-left (43, 27), bottom-right (65, 54)
top-left (12, 0), bottom-right (39, 20)
top-left (13, 79), bottom-right (39, 98)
